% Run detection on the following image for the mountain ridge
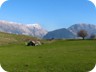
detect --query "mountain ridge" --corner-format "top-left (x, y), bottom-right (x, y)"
top-left (0, 20), bottom-right (47, 38)
top-left (43, 28), bottom-right (76, 39)
top-left (0, 20), bottom-right (96, 39)
top-left (43, 23), bottom-right (96, 39)
top-left (68, 23), bottom-right (96, 37)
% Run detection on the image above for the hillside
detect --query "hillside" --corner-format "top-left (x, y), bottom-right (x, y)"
top-left (0, 32), bottom-right (38, 45)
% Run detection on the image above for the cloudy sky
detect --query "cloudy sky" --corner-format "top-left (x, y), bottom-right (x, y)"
top-left (0, 0), bottom-right (96, 31)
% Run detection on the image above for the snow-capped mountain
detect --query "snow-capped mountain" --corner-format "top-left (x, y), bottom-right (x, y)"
top-left (43, 28), bottom-right (75, 39)
top-left (26, 24), bottom-right (48, 37)
top-left (44, 23), bottom-right (96, 39)
top-left (0, 20), bottom-right (47, 38)
top-left (68, 23), bottom-right (96, 36)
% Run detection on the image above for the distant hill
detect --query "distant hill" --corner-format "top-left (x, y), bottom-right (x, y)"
top-left (0, 20), bottom-right (47, 38)
top-left (68, 23), bottom-right (96, 37)
top-left (43, 28), bottom-right (75, 39)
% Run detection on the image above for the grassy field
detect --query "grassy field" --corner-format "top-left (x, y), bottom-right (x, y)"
top-left (0, 36), bottom-right (96, 72)
top-left (0, 32), bottom-right (96, 72)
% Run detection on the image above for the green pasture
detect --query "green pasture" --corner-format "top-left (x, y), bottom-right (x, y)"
top-left (0, 39), bottom-right (96, 72)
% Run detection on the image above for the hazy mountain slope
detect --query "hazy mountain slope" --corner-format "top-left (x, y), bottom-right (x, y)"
top-left (43, 28), bottom-right (75, 39)
top-left (26, 24), bottom-right (47, 37)
top-left (68, 23), bottom-right (96, 36)
top-left (0, 20), bottom-right (47, 38)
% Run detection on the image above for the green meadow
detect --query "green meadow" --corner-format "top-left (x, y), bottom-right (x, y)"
top-left (0, 32), bottom-right (96, 72)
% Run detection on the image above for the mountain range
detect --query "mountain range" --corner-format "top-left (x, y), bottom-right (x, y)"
top-left (0, 20), bottom-right (96, 39)
top-left (68, 23), bottom-right (96, 36)
top-left (44, 23), bottom-right (96, 39)
top-left (0, 20), bottom-right (47, 38)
